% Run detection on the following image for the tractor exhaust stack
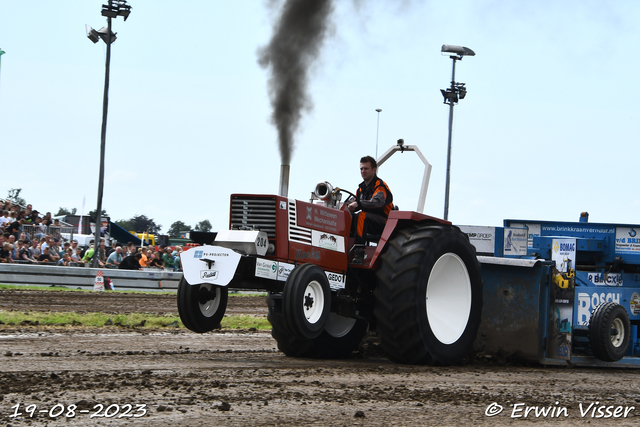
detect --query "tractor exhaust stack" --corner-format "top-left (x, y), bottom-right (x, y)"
top-left (279, 164), bottom-right (290, 197)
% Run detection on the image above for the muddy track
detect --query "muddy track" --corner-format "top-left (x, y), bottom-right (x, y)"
top-left (0, 289), bottom-right (266, 316)
top-left (1, 290), bottom-right (640, 426)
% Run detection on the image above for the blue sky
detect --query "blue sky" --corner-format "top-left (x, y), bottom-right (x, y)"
top-left (1, 1), bottom-right (639, 233)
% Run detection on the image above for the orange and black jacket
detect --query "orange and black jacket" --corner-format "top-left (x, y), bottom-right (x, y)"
top-left (355, 175), bottom-right (394, 218)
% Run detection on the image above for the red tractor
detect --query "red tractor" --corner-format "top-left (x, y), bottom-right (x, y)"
top-left (178, 142), bottom-right (483, 365)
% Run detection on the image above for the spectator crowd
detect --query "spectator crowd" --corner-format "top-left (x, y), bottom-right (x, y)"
top-left (0, 199), bottom-right (184, 271)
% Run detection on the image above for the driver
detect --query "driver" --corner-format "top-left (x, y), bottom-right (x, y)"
top-left (348, 156), bottom-right (394, 249)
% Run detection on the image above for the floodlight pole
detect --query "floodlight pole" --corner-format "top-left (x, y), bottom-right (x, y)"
top-left (375, 109), bottom-right (382, 158)
top-left (440, 45), bottom-right (474, 221)
top-left (0, 49), bottom-right (5, 101)
top-left (92, 10), bottom-right (112, 268)
top-left (90, 0), bottom-right (131, 267)
top-left (443, 55), bottom-right (458, 222)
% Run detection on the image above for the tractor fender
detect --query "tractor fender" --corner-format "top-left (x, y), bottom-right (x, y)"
top-left (369, 211), bottom-right (451, 268)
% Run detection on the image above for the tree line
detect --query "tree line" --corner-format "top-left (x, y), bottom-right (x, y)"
top-left (6, 187), bottom-right (211, 238)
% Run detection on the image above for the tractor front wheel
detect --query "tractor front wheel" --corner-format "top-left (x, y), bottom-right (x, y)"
top-left (177, 277), bottom-right (228, 333)
top-left (267, 293), bottom-right (368, 359)
top-left (282, 263), bottom-right (331, 340)
top-left (373, 223), bottom-right (483, 365)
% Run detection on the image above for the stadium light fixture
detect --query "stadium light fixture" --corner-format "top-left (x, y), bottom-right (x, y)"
top-left (86, 0), bottom-right (132, 268)
top-left (440, 44), bottom-right (475, 221)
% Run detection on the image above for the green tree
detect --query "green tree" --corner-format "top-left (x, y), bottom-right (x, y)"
top-left (6, 188), bottom-right (26, 207)
top-left (55, 207), bottom-right (77, 216)
top-left (194, 219), bottom-right (212, 232)
top-left (130, 214), bottom-right (161, 234)
top-left (167, 221), bottom-right (190, 238)
top-left (88, 209), bottom-right (109, 219)
top-left (114, 219), bottom-right (134, 231)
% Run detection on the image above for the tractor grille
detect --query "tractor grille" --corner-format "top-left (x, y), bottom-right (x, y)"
top-left (288, 200), bottom-right (312, 244)
top-left (230, 196), bottom-right (277, 239)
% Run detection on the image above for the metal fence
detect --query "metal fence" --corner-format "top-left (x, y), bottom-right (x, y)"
top-left (0, 262), bottom-right (182, 291)
top-left (18, 224), bottom-right (77, 242)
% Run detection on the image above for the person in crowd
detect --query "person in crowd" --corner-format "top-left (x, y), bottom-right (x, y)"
top-left (0, 242), bottom-right (14, 263)
top-left (70, 239), bottom-right (79, 255)
top-left (26, 208), bottom-right (39, 224)
top-left (18, 231), bottom-right (31, 245)
top-left (38, 247), bottom-right (55, 263)
top-left (7, 235), bottom-right (18, 260)
top-left (171, 249), bottom-right (182, 271)
top-left (48, 239), bottom-right (61, 262)
top-left (82, 244), bottom-right (105, 267)
top-left (119, 252), bottom-right (142, 270)
top-left (126, 242), bottom-right (136, 257)
top-left (106, 241), bottom-right (117, 258)
top-left (18, 239), bottom-right (37, 263)
top-left (138, 247), bottom-right (149, 268)
top-left (60, 241), bottom-right (71, 258)
top-left (29, 239), bottom-right (41, 259)
top-left (162, 249), bottom-right (175, 270)
top-left (73, 247), bottom-right (83, 263)
top-left (106, 246), bottom-right (123, 267)
top-left (57, 253), bottom-right (72, 266)
top-left (149, 251), bottom-right (164, 269)
top-left (23, 207), bottom-right (34, 224)
top-left (41, 235), bottom-right (51, 251)
top-left (66, 247), bottom-right (75, 262)
top-left (0, 210), bottom-right (10, 230)
top-left (6, 219), bottom-right (22, 240)
top-left (50, 219), bottom-right (62, 239)
top-left (42, 212), bottom-right (52, 224)
top-left (33, 216), bottom-right (47, 240)
top-left (81, 244), bottom-right (94, 264)
top-left (97, 240), bottom-right (107, 265)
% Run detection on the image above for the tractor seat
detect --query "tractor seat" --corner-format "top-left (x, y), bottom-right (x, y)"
top-left (364, 233), bottom-right (382, 244)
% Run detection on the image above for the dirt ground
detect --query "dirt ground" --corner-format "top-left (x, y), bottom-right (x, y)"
top-left (2, 290), bottom-right (640, 426)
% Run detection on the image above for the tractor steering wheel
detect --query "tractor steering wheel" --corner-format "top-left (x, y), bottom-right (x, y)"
top-left (338, 188), bottom-right (363, 211)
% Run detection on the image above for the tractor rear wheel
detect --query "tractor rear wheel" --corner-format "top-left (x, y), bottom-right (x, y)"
top-left (589, 302), bottom-right (630, 362)
top-left (373, 223), bottom-right (483, 365)
top-left (267, 293), bottom-right (368, 359)
top-left (177, 277), bottom-right (228, 333)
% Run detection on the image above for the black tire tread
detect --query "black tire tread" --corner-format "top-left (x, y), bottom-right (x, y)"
top-left (373, 223), bottom-right (482, 365)
top-left (282, 263), bottom-right (331, 340)
top-left (589, 302), bottom-right (630, 362)
top-left (267, 294), bottom-right (367, 359)
top-left (177, 277), bottom-right (228, 333)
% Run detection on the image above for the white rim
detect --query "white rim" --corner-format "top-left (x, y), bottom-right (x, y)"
top-left (611, 317), bottom-right (625, 348)
top-left (199, 284), bottom-right (221, 318)
top-left (324, 313), bottom-right (357, 338)
top-left (426, 253), bottom-right (472, 345)
top-left (303, 280), bottom-right (325, 324)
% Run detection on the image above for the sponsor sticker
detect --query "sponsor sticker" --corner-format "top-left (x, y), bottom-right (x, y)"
top-left (255, 259), bottom-right (277, 280)
top-left (503, 228), bottom-right (528, 256)
top-left (276, 262), bottom-right (295, 282)
top-left (200, 270), bottom-right (219, 280)
top-left (326, 271), bottom-right (346, 290)
top-left (312, 230), bottom-right (345, 253)
top-left (631, 292), bottom-right (640, 316)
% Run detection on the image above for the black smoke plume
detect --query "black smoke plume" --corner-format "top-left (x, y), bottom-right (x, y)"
top-left (258, 0), bottom-right (334, 165)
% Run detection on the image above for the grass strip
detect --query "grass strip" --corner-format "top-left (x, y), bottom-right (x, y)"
top-left (0, 311), bottom-right (271, 330)
top-left (0, 284), bottom-right (175, 295)
top-left (0, 284), bottom-right (266, 297)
